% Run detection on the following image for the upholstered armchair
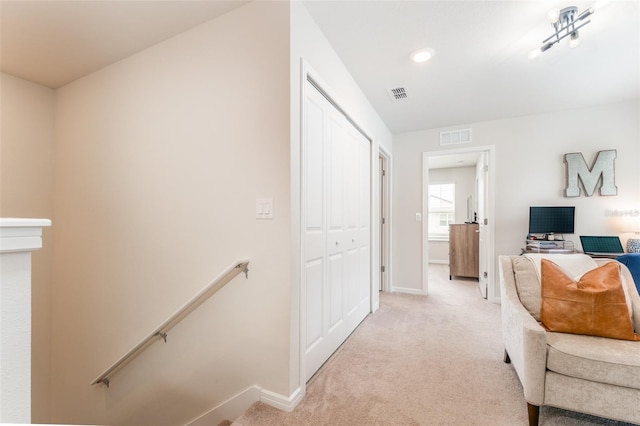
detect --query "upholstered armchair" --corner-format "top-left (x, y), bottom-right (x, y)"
top-left (499, 254), bottom-right (640, 426)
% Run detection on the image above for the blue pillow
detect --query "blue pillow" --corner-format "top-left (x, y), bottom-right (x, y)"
top-left (616, 253), bottom-right (640, 294)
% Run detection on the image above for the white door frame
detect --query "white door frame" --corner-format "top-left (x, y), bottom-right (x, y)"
top-left (298, 60), bottom-right (378, 396)
top-left (379, 147), bottom-right (392, 292)
top-left (422, 145), bottom-right (497, 301)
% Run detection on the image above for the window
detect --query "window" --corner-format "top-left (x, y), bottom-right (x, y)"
top-left (428, 183), bottom-right (455, 241)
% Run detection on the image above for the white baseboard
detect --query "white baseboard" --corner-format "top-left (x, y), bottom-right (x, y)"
top-left (428, 260), bottom-right (449, 265)
top-left (185, 385), bottom-right (261, 426)
top-left (184, 385), bottom-right (303, 425)
top-left (260, 386), bottom-right (304, 412)
top-left (391, 286), bottom-right (428, 296)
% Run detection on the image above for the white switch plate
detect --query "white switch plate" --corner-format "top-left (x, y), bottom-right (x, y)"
top-left (415, 213), bottom-right (422, 222)
top-left (256, 198), bottom-right (273, 219)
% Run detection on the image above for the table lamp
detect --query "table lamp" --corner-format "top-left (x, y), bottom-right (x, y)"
top-left (625, 215), bottom-right (640, 253)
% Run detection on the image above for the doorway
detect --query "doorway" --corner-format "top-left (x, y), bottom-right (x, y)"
top-left (421, 146), bottom-right (496, 301)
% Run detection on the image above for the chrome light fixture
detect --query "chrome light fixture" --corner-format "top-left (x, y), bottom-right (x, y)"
top-left (539, 6), bottom-right (594, 53)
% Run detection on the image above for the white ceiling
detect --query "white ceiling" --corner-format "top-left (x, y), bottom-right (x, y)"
top-left (304, 0), bottom-right (640, 133)
top-left (1, 0), bottom-right (638, 135)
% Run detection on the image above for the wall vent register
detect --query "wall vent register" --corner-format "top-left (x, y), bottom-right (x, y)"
top-left (440, 128), bottom-right (472, 146)
top-left (387, 87), bottom-right (408, 101)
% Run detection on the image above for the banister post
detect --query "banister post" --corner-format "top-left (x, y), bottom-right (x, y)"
top-left (0, 218), bottom-right (51, 424)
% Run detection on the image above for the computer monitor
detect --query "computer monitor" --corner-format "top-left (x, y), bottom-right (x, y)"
top-left (528, 206), bottom-right (575, 235)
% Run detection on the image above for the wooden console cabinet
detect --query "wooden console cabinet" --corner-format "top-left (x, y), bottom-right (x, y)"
top-left (449, 223), bottom-right (479, 279)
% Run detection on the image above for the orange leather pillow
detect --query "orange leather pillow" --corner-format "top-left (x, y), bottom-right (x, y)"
top-left (540, 259), bottom-right (640, 341)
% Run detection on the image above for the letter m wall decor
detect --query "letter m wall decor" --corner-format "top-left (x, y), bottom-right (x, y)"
top-left (564, 150), bottom-right (617, 197)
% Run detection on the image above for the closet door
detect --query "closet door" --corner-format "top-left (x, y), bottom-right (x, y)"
top-left (343, 123), bottom-right (371, 331)
top-left (303, 81), bottom-right (371, 381)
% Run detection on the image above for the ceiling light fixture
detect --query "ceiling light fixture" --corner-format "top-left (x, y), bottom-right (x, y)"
top-left (538, 5), bottom-right (594, 53)
top-left (411, 48), bottom-right (435, 63)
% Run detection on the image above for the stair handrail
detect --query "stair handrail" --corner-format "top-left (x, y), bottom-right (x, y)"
top-left (90, 258), bottom-right (250, 387)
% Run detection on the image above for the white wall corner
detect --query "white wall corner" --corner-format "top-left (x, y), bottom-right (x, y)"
top-left (184, 385), bottom-right (262, 426)
top-left (390, 286), bottom-right (429, 296)
top-left (182, 385), bottom-right (305, 426)
top-left (260, 387), bottom-right (303, 412)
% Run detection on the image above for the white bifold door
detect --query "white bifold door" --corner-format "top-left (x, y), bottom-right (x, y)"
top-left (303, 81), bottom-right (371, 381)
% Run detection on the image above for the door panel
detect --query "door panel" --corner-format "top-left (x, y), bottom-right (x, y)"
top-left (328, 117), bottom-right (344, 232)
top-left (305, 259), bottom-right (323, 350)
top-left (360, 245), bottom-right (371, 301)
top-left (328, 253), bottom-right (344, 330)
top-left (344, 130), bottom-right (359, 234)
top-left (305, 97), bottom-right (324, 231)
top-left (346, 247), bottom-right (359, 313)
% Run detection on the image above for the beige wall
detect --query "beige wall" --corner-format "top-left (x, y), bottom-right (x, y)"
top-left (50, 2), bottom-right (291, 424)
top-left (393, 100), bottom-right (640, 300)
top-left (0, 73), bottom-right (55, 422)
top-left (1, 2), bottom-right (394, 423)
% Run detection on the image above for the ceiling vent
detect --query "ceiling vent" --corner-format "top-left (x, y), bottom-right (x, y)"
top-left (387, 87), bottom-right (408, 101)
top-left (440, 128), bottom-right (472, 146)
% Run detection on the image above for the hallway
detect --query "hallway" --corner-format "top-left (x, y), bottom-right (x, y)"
top-left (234, 264), bottom-right (632, 425)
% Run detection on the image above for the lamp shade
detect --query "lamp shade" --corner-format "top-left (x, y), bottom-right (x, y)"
top-left (624, 215), bottom-right (640, 253)
top-left (617, 214), bottom-right (640, 232)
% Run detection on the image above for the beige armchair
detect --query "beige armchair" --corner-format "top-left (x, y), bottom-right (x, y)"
top-left (499, 254), bottom-right (640, 426)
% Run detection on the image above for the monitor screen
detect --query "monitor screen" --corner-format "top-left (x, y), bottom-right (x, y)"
top-left (528, 206), bottom-right (575, 235)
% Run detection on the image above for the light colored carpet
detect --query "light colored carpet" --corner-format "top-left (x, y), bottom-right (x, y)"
top-left (233, 264), bottom-right (635, 426)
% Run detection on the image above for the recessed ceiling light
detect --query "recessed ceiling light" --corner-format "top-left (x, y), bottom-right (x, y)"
top-left (410, 48), bottom-right (435, 63)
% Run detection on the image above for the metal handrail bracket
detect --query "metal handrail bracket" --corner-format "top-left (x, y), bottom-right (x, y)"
top-left (90, 258), bottom-right (250, 387)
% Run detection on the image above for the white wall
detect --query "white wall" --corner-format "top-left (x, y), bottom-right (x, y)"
top-left (50, 3), bottom-right (292, 424)
top-left (393, 100), bottom-right (640, 300)
top-left (0, 73), bottom-right (54, 422)
top-left (289, 2), bottom-right (393, 394)
top-left (427, 166), bottom-right (475, 263)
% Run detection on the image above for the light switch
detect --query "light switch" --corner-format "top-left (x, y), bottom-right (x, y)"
top-left (415, 213), bottom-right (422, 222)
top-left (256, 198), bottom-right (273, 219)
